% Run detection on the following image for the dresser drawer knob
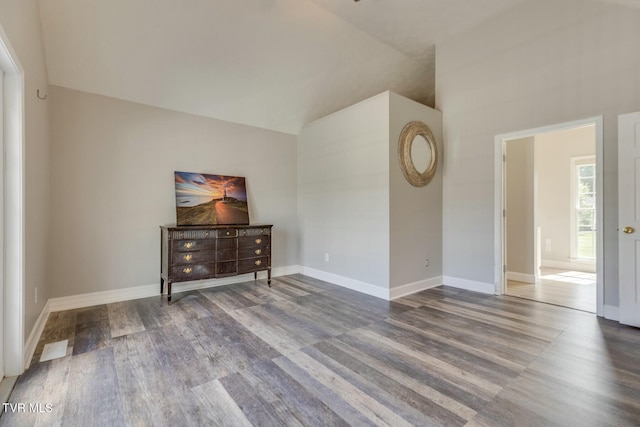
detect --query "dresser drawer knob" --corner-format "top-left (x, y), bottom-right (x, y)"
top-left (226, 231), bottom-right (230, 236)
top-left (183, 254), bottom-right (193, 261)
top-left (255, 260), bottom-right (262, 266)
top-left (184, 242), bottom-right (194, 249)
top-left (255, 238), bottom-right (262, 244)
top-left (183, 267), bottom-right (193, 274)
top-left (205, 231), bottom-right (210, 237)
top-left (255, 249), bottom-right (262, 255)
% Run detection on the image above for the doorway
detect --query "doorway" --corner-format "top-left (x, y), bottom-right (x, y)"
top-left (495, 117), bottom-right (603, 315)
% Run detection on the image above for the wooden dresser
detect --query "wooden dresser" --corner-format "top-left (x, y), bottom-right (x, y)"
top-left (160, 224), bottom-right (272, 301)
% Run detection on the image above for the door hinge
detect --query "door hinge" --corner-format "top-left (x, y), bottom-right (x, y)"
top-left (503, 209), bottom-right (506, 218)
top-left (503, 265), bottom-right (507, 273)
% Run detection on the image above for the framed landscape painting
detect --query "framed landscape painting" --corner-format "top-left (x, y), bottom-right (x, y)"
top-left (174, 171), bottom-right (250, 226)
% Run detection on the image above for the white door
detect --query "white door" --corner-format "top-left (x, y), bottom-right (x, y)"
top-left (619, 111), bottom-right (640, 327)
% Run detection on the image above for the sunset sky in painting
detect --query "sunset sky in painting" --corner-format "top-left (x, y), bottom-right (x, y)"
top-left (175, 172), bottom-right (248, 205)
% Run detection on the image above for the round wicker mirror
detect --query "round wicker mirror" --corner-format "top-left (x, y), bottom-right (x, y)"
top-left (398, 121), bottom-right (438, 187)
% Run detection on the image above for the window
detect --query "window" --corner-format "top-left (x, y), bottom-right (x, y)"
top-left (571, 156), bottom-right (596, 260)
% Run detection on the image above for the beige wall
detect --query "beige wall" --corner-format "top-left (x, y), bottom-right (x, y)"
top-left (437, 0), bottom-right (640, 306)
top-left (297, 92), bottom-right (390, 288)
top-left (0, 0), bottom-right (51, 344)
top-left (389, 92), bottom-right (443, 288)
top-left (298, 91), bottom-right (443, 294)
top-left (48, 86), bottom-right (298, 297)
top-left (536, 126), bottom-right (596, 266)
top-left (506, 137), bottom-right (535, 279)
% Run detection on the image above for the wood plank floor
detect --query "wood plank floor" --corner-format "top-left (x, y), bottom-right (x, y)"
top-left (2, 274), bottom-right (639, 426)
top-left (506, 268), bottom-right (596, 312)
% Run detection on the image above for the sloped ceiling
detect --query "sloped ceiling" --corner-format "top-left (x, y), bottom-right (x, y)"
top-left (38, 0), bottom-right (527, 134)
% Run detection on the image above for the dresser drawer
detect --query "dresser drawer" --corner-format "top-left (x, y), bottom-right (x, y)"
top-left (216, 238), bottom-right (238, 250)
top-left (238, 227), bottom-right (271, 237)
top-left (216, 248), bottom-right (237, 261)
top-left (173, 239), bottom-right (216, 252)
top-left (239, 235), bottom-right (270, 248)
top-left (216, 261), bottom-right (237, 276)
top-left (238, 257), bottom-right (269, 273)
top-left (171, 229), bottom-right (215, 240)
top-left (172, 263), bottom-right (216, 281)
top-left (217, 229), bottom-right (237, 238)
top-left (171, 251), bottom-right (214, 265)
top-left (238, 245), bottom-right (269, 259)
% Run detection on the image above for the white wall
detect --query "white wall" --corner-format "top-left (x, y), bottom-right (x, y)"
top-left (48, 86), bottom-right (297, 298)
top-left (298, 91), bottom-right (443, 296)
top-left (505, 137), bottom-right (535, 279)
top-left (437, 0), bottom-right (640, 305)
top-left (0, 0), bottom-right (51, 347)
top-left (297, 92), bottom-right (390, 289)
top-left (536, 126), bottom-right (595, 267)
top-left (389, 92), bottom-right (443, 289)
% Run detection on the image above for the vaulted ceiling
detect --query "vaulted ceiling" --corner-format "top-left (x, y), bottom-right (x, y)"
top-left (38, 0), bottom-right (533, 134)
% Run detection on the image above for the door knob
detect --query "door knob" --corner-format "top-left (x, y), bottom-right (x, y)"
top-left (623, 226), bottom-right (635, 234)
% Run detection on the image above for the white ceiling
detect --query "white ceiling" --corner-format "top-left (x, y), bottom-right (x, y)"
top-left (38, 0), bottom-right (530, 134)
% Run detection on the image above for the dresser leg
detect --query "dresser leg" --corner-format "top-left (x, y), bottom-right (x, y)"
top-left (168, 282), bottom-right (172, 302)
top-left (268, 269), bottom-right (271, 288)
top-left (160, 278), bottom-right (164, 295)
top-left (254, 272), bottom-right (257, 281)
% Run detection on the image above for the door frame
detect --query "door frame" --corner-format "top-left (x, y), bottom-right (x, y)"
top-left (494, 116), bottom-right (604, 316)
top-left (0, 24), bottom-right (25, 376)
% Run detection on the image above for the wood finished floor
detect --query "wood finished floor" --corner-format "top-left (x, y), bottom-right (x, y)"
top-left (506, 268), bottom-right (596, 312)
top-left (2, 274), bottom-right (639, 426)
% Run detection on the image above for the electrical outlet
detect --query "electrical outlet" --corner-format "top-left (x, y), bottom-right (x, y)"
top-left (325, 253), bottom-right (330, 262)
top-left (425, 259), bottom-right (430, 267)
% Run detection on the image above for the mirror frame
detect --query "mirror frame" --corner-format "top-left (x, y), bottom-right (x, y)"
top-left (398, 121), bottom-right (438, 187)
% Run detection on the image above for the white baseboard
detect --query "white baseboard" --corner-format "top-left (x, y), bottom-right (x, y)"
top-left (48, 265), bottom-right (301, 312)
top-left (389, 276), bottom-right (443, 300)
top-left (300, 267), bottom-right (390, 300)
top-left (287, 266), bottom-right (443, 300)
top-left (603, 304), bottom-right (619, 321)
top-left (506, 271), bottom-right (537, 284)
top-left (541, 259), bottom-right (596, 273)
top-left (272, 265), bottom-right (302, 276)
top-left (48, 283), bottom-right (158, 312)
top-left (443, 276), bottom-right (495, 294)
top-left (24, 301), bottom-right (51, 369)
